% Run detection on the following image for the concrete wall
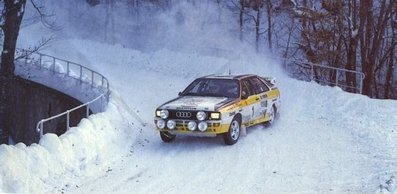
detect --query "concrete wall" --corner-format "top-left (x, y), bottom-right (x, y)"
top-left (7, 76), bottom-right (88, 145)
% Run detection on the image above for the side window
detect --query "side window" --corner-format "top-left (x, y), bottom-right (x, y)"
top-left (241, 79), bottom-right (253, 98)
top-left (249, 77), bottom-right (270, 94)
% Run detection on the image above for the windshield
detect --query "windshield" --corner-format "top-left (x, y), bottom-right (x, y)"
top-left (181, 78), bottom-right (240, 98)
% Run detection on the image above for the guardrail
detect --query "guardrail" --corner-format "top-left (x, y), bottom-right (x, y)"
top-left (35, 93), bottom-right (106, 138)
top-left (16, 49), bottom-right (110, 139)
top-left (307, 62), bottom-right (365, 94)
top-left (281, 57), bottom-right (366, 94)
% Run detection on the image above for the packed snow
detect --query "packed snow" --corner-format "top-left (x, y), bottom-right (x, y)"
top-left (0, 1), bottom-right (396, 193)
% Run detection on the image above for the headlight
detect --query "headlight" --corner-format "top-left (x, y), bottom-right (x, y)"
top-left (157, 119), bottom-right (165, 129)
top-left (156, 110), bottom-right (161, 117)
top-left (187, 121), bottom-right (197, 131)
top-left (167, 120), bottom-right (176, 129)
top-left (198, 122), bottom-right (208, 132)
top-left (210, 112), bottom-right (220, 120)
top-left (160, 110), bottom-right (169, 119)
top-left (196, 111), bottom-right (206, 121)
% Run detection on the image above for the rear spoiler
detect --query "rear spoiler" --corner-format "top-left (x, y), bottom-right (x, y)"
top-left (261, 77), bottom-right (277, 88)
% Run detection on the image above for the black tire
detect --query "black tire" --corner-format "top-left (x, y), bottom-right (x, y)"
top-left (223, 116), bottom-right (241, 145)
top-left (160, 131), bottom-right (176, 143)
top-left (265, 105), bottom-right (276, 127)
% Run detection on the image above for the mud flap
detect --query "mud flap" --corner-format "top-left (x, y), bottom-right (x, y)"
top-left (240, 125), bottom-right (247, 137)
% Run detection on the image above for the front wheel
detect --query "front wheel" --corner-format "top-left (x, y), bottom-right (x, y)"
top-left (265, 106), bottom-right (276, 127)
top-left (160, 131), bottom-right (176, 143)
top-left (223, 116), bottom-right (241, 145)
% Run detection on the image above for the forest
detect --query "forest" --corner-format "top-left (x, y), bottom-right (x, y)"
top-left (1, 0), bottom-right (396, 99)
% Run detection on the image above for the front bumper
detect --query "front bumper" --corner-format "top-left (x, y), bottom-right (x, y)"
top-left (154, 118), bottom-right (230, 136)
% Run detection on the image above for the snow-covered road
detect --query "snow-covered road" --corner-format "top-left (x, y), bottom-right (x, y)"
top-left (67, 87), bottom-right (395, 193)
top-left (48, 40), bottom-right (396, 193)
top-left (1, 39), bottom-right (396, 193)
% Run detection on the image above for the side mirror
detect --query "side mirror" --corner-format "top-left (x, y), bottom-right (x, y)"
top-left (241, 91), bottom-right (248, 100)
top-left (178, 92), bottom-right (183, 96)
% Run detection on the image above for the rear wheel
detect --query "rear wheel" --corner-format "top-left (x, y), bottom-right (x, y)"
top-left (160, 131), bottom-right (176, 143)
top-left (223, 116), bottom-right (241, 145)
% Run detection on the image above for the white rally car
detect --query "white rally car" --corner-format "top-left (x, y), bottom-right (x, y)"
top-left (154, 74), bottom-right (281, 145)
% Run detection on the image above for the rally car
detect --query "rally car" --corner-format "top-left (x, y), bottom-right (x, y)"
top-left (154, 74), bottom-right (281, 145)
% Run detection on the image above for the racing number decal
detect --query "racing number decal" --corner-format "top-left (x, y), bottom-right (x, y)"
top-left (260, 100), bottom-right (267, 107)
top-left (260, 94), bottom-right (268, 107)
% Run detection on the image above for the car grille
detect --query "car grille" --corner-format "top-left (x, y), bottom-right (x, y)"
top-left (166, 110), bottom-right (220, 121)
top-left (169, 110), bottom-right (197, 120)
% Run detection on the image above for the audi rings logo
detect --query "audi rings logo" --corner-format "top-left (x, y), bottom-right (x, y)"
top-left (176, 111), bottom-right (191, 118)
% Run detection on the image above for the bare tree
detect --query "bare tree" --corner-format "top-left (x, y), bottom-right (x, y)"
top-left (0, 0), bottom-right (53, 144)
top-left (384, 2), bottom-right (397, 98)
top-left (359, 0), bottom-right (393, 96)
top-left (104, 0), bottom-right (116, 44)
top-left (0, 0), bottom-right (27, 144)
top-left (252, 0), bottom-right (263, 52)
top-left (264, 0), bottom-right (273, 50)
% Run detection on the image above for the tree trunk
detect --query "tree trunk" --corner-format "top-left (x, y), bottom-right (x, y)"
top-left (345, 0), bottom-right (357, 92)
top-left (239, 0), bottom-right (245, 42)
top-left (384, 2), bottom-right (397, 98)
top-left (265, 0), bottom-right (272, 50)
top-left (361, 0), bottom-right (391, 96)
top-left (0, 0), bottom-right (27, 144)
top-left (0, 76), bottom-right (9, 144)
top-left (255, 9), bottom-right (260, 52)
top-left (1, 0), bottom-right (27, 76)
top-left (359, 0), bottom-right (373, 96)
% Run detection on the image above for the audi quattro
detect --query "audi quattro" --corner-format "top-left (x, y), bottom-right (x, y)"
top-left (154, 74), bottom-right (281, 145)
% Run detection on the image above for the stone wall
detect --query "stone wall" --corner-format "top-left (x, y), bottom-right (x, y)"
top-left (4, 76), bottom-right (88, 145)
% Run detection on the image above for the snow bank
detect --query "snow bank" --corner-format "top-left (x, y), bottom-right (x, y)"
top-left (0, 87), bottom-right (139, 193)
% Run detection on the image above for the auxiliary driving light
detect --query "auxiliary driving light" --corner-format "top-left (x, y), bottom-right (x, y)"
top-left (187, 121), bottom-right (197, 131)
top-left (157, 119), bottom-right (166, 129)
top-left (167, 120), bottom-right (176, 129)
top-left (198, 122), bottom-right (208, 132)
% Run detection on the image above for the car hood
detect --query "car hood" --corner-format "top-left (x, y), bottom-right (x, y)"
top-left (160, 96), bottom-right (232, 111)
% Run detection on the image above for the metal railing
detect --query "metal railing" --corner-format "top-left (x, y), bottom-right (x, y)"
top-left (35, 93), bottom-right (106, 138)
top-left (281, 57), bottom-right (366, 94)
top-left (15, 50), bottom-right (110, 139)
top-left (308, 63), bottom-right (366, 94)
top-left (23, 52), bottom-right (109, 90)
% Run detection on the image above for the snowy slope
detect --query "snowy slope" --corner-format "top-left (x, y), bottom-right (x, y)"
top-left (1, 37), bottom-right (395, 193)
top-left (58, 41), bottom-right (397, 194)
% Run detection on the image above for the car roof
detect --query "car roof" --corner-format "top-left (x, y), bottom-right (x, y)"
top-left (200, 74), bottom-right (256, 80)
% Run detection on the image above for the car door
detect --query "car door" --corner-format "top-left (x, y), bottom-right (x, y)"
top-left (248, 77), bottom-right (271, 122)
top-left (240, 79), bottom-right (256, 125)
